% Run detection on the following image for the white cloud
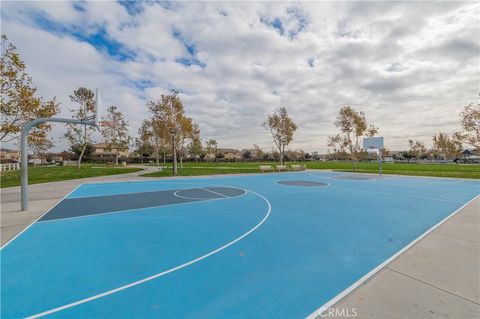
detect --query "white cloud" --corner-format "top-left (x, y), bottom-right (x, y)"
top-left (1, 1), bottom-right (478, 153)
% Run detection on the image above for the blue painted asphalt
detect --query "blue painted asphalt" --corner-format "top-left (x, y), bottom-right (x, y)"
top-left (1, 172), bottom-right (479, 318)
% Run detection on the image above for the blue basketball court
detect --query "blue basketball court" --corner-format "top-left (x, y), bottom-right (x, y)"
top-left (1, 172), bottom-right (479, 319)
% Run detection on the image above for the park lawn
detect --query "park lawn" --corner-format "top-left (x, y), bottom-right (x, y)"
top-left (142, 162), bottom-right (480, 179)
top-left (306, 162), bottom-right (480, 179)
top-left (141, 166), bottom-right (259, 177)
top-left (0, 165), bottom-right (144, 188)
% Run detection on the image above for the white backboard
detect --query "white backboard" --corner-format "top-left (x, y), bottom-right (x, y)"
top-left (363, 137), bottom-right (384, 150)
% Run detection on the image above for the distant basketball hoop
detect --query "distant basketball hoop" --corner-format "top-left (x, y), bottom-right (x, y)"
top-left (363, 137), bottom-right (384, 176)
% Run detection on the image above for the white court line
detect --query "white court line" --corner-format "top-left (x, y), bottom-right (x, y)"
top-left (1, 185), bottom-right (82, 249)
top-left (308, 171), bottom-right (470, 184)
top-left (308, 174), bottom-right (468, 204)
top-left (26, 190), bottom-right (272, 319)
top-left (306, 193), bottom-right (480, 319)
top-left (200, 187), bottom-right (229, 198)
top-left (273, 180), bottom-right (330, 187)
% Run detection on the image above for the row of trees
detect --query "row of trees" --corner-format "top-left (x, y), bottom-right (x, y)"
top-left (136, 91), bottom-right (200, 167)
top-left (1, 33), bottom-right (478, 169)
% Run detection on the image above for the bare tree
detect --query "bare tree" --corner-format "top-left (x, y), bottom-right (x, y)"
top-left (263, 107), bottom-right (297, 164)
top-left (328, 106), bottom-right (378, 171)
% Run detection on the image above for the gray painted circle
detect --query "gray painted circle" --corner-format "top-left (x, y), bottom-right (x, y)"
top-left (276, 180), bottom-right (329, 187)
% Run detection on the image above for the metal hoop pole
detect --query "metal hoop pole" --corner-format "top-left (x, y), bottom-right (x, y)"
top-left (20, 117), bottom-right (96, 211)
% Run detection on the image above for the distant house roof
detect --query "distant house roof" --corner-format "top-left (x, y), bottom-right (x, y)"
top-left (0, 148), bottom-right (19, 153)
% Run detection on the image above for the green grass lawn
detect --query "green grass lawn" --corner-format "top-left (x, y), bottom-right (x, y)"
top-left (141, 166), bottom-right (259, 177)
top-left (0, 165), bottom-right (144, 188)
top-left (141, 161), bottom-right (480, 179)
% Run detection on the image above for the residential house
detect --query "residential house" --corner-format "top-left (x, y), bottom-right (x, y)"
top-left (94, 143), bottom-right (129, 158)
top-left (0, 148), bottom-right (20, 162)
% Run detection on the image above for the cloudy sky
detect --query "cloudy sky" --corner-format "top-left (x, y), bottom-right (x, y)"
top-left (2, 1), bottom-right (479, 153)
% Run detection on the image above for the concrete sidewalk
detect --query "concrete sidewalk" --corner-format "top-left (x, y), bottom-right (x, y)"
top-left (327, 197), bottom-right (479, 319)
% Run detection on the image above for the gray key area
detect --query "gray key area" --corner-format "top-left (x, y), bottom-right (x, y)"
top-left (39, 187), bottom-right (246, 222)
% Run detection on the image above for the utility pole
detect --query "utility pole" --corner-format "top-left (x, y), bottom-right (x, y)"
top-left (171, 128), bottom-right (177, 176)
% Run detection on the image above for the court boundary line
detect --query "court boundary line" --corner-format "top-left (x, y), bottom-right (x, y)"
top-left (37, 187), bottom-right (249, 224)
top-left (307, 174), bottom-right (467, 204)
top-left (308, 171), bottom-right (472, 183)
top-left (306, 193), bottom-right (480, 319)
top-left (1, 185), bottom-right (82, 249)
top-left (273, 180), bottom-right (330, 187)
top-left (26, 190), bottom-right (271, 319)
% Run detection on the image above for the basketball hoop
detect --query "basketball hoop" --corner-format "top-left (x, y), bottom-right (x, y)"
top-left (363, 137), bottom-right (385, 176)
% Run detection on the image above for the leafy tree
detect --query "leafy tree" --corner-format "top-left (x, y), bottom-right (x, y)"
top-left (28, 132), bottom-right (54, 165)
top-left (408, 139), bottom-right (426, 160)
top-left (146, 91), bottom-right (198, 168)
top-left (242, 149), bottom-right (252, 160)
top-left (263, 107), bottom-right (297, 164)
top-left (454, 101), bottom-right (479, 148)
top-left (133, 136), bottom-right (153, 163)
top-left (328, 106), bottom-right (378, 171)
top-left (206, 139), bottom-right (218, 163)
top-left (189, 134), bottom-right (203, 162)
top-left (64, 87), bottom-right (96, 168)
top-left (433, 132), bottom-right (462, 160)
top-left (70, 142), bottom-right (95, 159)
top-left (1, 35), bottom-right (59, 142)
top-left (100, 105), bottom-right (131, 165)
top-left (177, 117), bottom-right (199, 168)
top-left (270, 149), bottom-right (280, 161)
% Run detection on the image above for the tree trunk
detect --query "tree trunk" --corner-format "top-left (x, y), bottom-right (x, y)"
top-left (280, 144), bottom-right (284, 164)
top-left (77, 143), bottom-right (87, 169)
top-left (163, 149), bottom-right (166, 164)
top-left (155, 149), bottom-right (159, 165)
top-left (115, 151), bottom-right (119, 165)
top-left (77, 126), bottom-right (88, 169)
